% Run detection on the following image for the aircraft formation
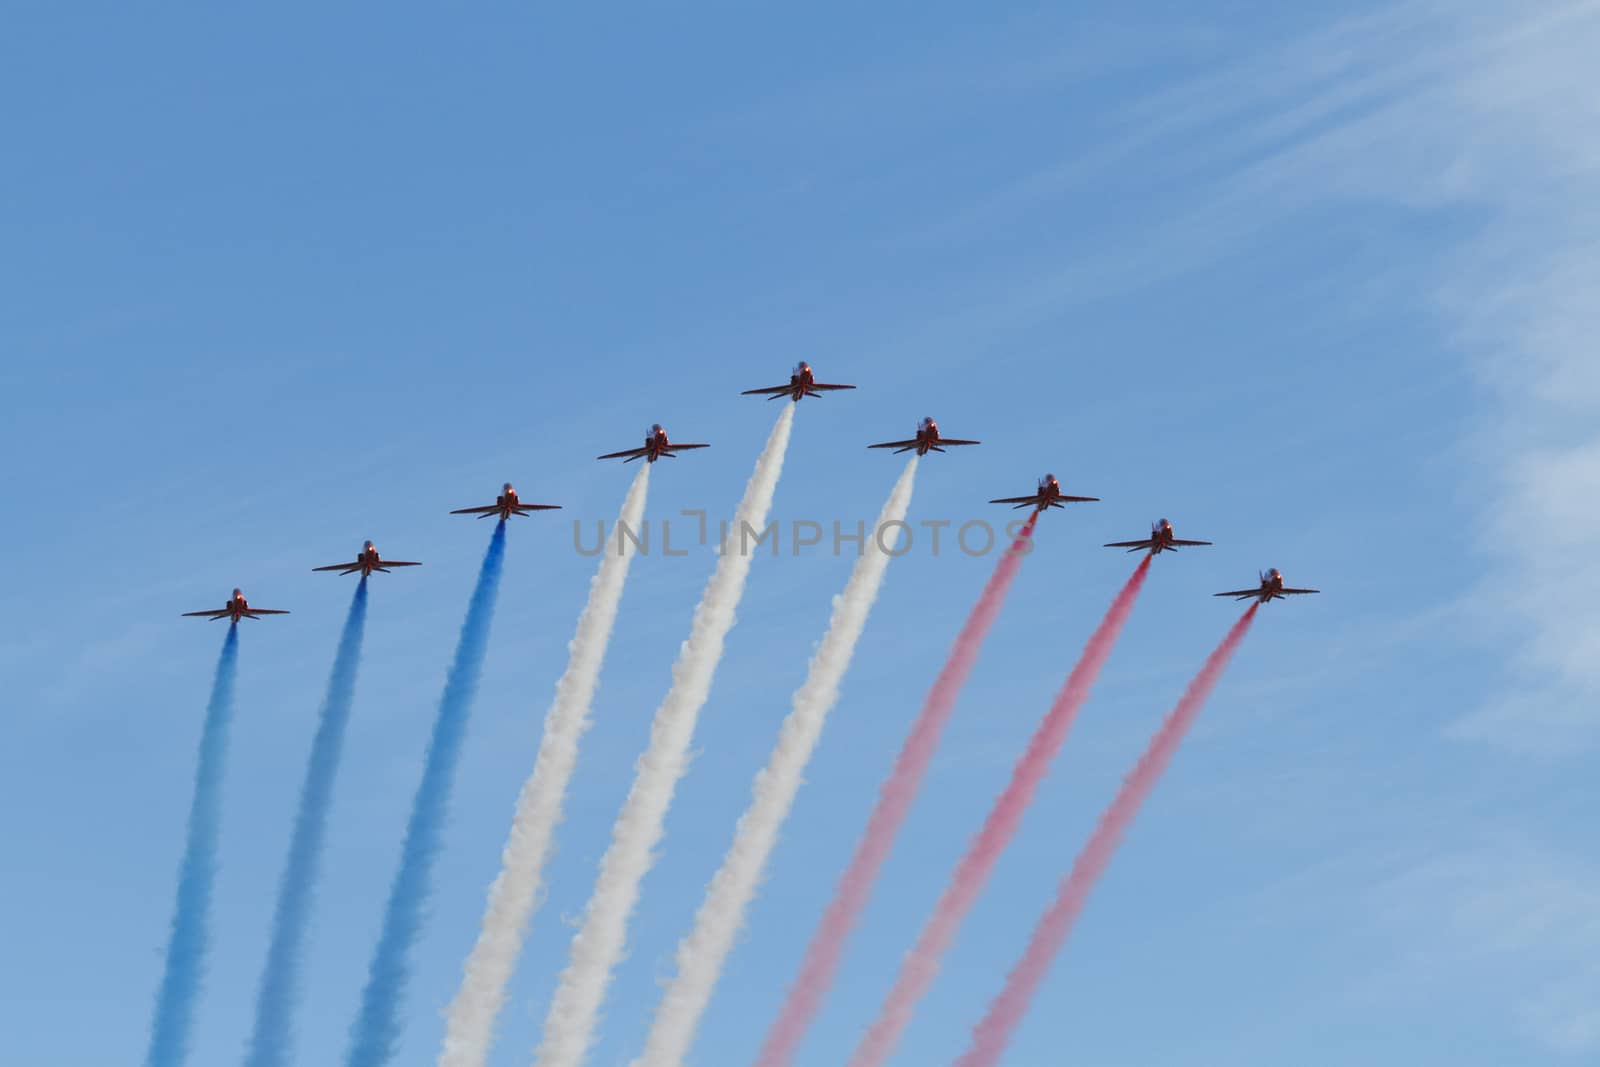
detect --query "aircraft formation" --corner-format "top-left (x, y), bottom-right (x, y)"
top-left (182, 361), bottom-right (1319, 619)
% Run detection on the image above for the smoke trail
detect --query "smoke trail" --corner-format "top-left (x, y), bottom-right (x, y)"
top-left (345, 523), bottom-right (508, 1067)
top-left (534, 405), bottom-right (794, 1067)
top-left (954, 605), bottom-right (1259, 1067)
top-left (757, 511), bottom-right (1038, 1067)
top-left (848, 556), bottom-right (1151, 1067)
top-left (143, 625), bottom-right (240, 1067)
top-left (244, 579), bottom-right (370, 1067)
top-left (632, 458), bottom-right (920, 1067)
top-left (439, 466), bottom-right (651, 1067)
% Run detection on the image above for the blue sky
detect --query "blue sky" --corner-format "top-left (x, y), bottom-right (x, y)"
top-left (3, 3), bottom-right (1596, 1064)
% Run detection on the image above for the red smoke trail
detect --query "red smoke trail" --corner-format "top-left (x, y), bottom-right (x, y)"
top-left (847, 556), bottom-right (1152, 1067)
top-left (952, 605), bottom-right (1259, 1067)
top-left (756, 513), bottom-right (1038, 1067)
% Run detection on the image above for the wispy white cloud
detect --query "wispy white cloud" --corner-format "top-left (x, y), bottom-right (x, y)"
top-left (1357, 4), bottom-right (1600, 750)
top-left (1215, 3), bottom-right (1600, 747)
top-left (952, 10), bottom-right (1600, 1052)
top-left (939, 1), bottom-right (1600, 749)
top-left (1368, 839), bottom-right (1600, 1055)
top-left (1187, 13), bottom-right (1600, 1043)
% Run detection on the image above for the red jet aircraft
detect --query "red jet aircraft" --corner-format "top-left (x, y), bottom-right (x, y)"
top-left (1214, 568), bottom-right (1319, 603)
top-left (313, 541), bottom-right (422, 577)
top-left (741, 361), bottom-right (857, 402)
top-left (868, 417), bottom-right (980, 456)
top-left (598, 424), bottom-right (710, 463)
top-left (1105, 519), bottom-right (1212, 554)
top-left (182, 588), bottom-right (289, 622)
top-left (990, 473), bottom-right (1099, 511)
top-left (451, 483), bottom-right (561, 521)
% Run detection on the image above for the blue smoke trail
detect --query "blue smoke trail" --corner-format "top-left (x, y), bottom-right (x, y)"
top-left (345, 522), bottom-right (507, 1067)
top-left (244, 579), bottom-right (370, 1067)
top-left (143, 625), bottom-right (241, 1067)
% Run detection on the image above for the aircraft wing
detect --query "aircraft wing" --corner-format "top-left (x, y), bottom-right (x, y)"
top-left (937, 438), bottom-right (981, 446)
top-left (1279, 587), bottom-right (1319, 595)
top-left (381, 560), bottom-right (422, 568)
top-left (1170, 538), bottom-right (1213, 547)
top-left (313, 562), bottom-right (359, 572)
top-left (450, 505), bottom-right (499, 515)
top-left (664, 443), bottom-right (709, 451)
top-left (1212, 588), bottom-right (1260, 599)
top-left (868, 439), bottom-right (919, 450)
top-left (181, 609), bottom-right (229, 618)
top-left (741, 385), bottom-right (790, 397)
top-left (514, 503), bottom-right (561, 511)
top-left (1057, 494), bottom-right (1100, 502)
top-left (249, 609), bottom-right (291, 615)
top-left (990, 495), bottom-right (1041, 505)
top-left (810, 383), bottom-right (855, 391)
top-left (598, 447), bottom-right (649, 461)
top-left (1104, 538), bottom-right (1155, 550)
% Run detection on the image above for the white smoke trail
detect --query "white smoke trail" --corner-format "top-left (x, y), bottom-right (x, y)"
top-left (631, 458), bottom-right (918, 1067)
top-left (438, 465), bottom-right (651, 1067)
top-left (533, 405), bottom-right (795, 1067)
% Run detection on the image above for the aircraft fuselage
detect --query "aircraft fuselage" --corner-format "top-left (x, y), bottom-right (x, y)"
top-left (785, 364), bottom-right (817, 400)
top-left (1149, 521), bottom-right (1177, 553)
top-left (354, 543), bottom-right (382, 576)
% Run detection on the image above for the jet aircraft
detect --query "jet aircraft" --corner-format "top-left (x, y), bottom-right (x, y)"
top-left (597, 424), bottom-right (710, 463)
top-left (741, 361), bottom-right (856, 402)
top-left (1214, 568), bottom-right (1319, 603)
top-left (182, 588), bottom-right (289, 622)
top-left (868, 417), bottom-right (980, 456)
top-left (313, 541), bottom-right (421, 577)
top-left (450, 483), bottom-right (561, 521)
top-left (1105, 519), bottom-right (1212, 554)
top-left (990, 473), bottom-right (1099, 511)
